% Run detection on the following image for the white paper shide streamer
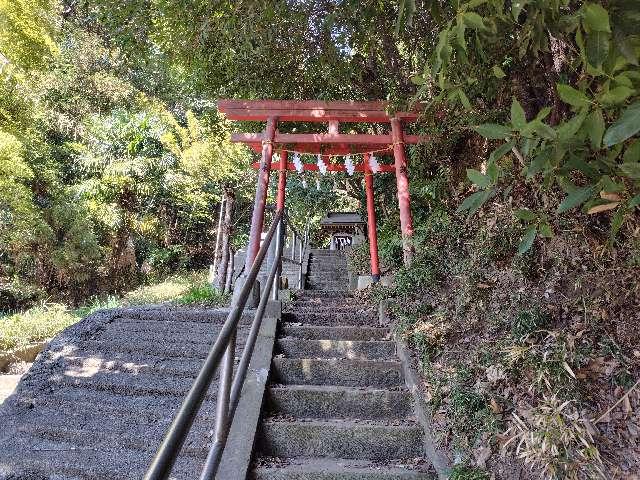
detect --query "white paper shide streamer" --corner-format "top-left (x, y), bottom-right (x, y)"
top-left (345, 155), bottom-right (355, 176)
top-left (316, 154), bottom-right (328, 175)
top-left (293, 153), bottom-right (303, 173)
top-left (368, 154), bottom-right (380, 173)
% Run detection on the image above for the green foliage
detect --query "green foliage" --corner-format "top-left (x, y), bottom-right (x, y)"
top-left (449, 464), bottom-right (490, 480)
top-left (177, 282), bottom-right (229, 306)
top-left (450, 382), bottom-right (501, 447)
top-left (0, 303), bottom-right (76, 351)
top-left (345, 241), bottom-right (371, 276)
top-left (0, 0), bottom-right (60, 70)
top-left (411, 0), bottom-right (640, 246)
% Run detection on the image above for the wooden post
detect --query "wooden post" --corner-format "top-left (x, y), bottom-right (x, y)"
top-left (215, 189), bottom-right (235, 290)
top-left (390, 117), bottom-right (415, 265)
top-left (363, 154), bottom-right (381, 282)
top-left (244, 117), bottom-right (277, 272)
top-left (224, 248), bottom-right (234, 293)
top-left (210, 198), bottom-right (225, 283)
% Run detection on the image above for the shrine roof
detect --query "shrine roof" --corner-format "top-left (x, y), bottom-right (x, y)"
top-left (320, 212), bottom-right (365, 226)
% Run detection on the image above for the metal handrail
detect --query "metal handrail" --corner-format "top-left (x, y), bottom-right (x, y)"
top-left (144, 210), bottom-right (285, 480)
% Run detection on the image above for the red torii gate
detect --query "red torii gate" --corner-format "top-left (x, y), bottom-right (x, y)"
top-left (217, 99), bottom-right (425, 282)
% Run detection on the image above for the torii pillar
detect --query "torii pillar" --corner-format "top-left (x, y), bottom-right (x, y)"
top-left (363, 154), bottom-right (381, 282)
top-left (391, 117), bottom-right (415, 265)
top-left (244, 117), bottom-right (277, 272)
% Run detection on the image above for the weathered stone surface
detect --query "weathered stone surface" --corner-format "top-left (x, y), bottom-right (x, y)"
top-left (253, 458), bottom-right (435, 480)
top-left (276, 338), bottom-right (396, 360)
top-left (266, 385), bottom-right (413, 420)
top-left (280, 325), bottom-right (389, 341)
top-left (259, 420), bottom-right (425, 459)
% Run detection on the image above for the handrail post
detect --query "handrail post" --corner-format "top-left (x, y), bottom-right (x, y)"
top-left (272, 218), bottom-right (283, 300)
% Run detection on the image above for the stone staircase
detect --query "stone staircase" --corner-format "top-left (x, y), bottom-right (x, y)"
top-left (305, 249), bottom-right (349, 291)
top-left (251, 258), bottom-right (435, 478)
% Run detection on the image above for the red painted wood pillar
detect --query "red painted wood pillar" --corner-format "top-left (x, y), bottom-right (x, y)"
top-left (244, 117), bottom-right (277, 272)
top-left (363, 153), bottom-right (381, 282)
top-left (390, 117), bottom-right (415, 265)
top-left (276, 150), bottom-right (287, 211)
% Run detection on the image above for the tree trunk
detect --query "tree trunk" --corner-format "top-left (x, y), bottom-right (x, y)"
top-left (216, 188), bottom-right (235, 290)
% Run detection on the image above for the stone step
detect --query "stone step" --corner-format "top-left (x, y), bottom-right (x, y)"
top-left (305, 285), bottom-right (348, 292)
top-left (266, 385), bottom-right (413, 420)
top-left (22, 386), bottom-right (208, 422)
top-left (308, 266), bottom-right (347, 272)
top-left (272, 358), bottom-right (402, 388)
top-left (12, 418), bottom-right (211, 459)
top-left (295, 291), bottom-right (350, 299)
top-left (258, 420), bottom-right (424, 460)
top-left (280, 325), bottom-right (389, 341)
top-left (307, 275), bottom-right (347, 282)
top-left (252, 458), bottom-right (435, 480)
top-left (283, 311), bottom-right (378, 326)
top-left (41, 369), bottom-right (219, 398)
top-left (286, 307), bottom-right (369, 316)
top-left (307, 285), bottom-right (347, 292)
top-left (277, 338), bottom-right (395, 360)
top-left (309, 263), bottom-right (346, 267)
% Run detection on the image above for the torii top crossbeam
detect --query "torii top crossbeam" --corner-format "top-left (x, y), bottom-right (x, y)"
top-left (217, 99), bottom-right (427, 157)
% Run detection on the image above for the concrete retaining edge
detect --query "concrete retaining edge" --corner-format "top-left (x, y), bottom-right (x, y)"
top-left (380, 301), bottom-right (452, 479)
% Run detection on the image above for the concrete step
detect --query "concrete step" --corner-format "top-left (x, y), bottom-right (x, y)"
top-left (306, 287), bottom-right (348, 292)
top-left (45, 369), bottom-right (220, 398)
top-left (283, 311), bottom-right (378, 326)
top-left (280, 325), bottom-right (389, 341)
top-left (266, 385), bottom-right (413, 420)
top-left (258, 420), bottom-right (424, 460)
top-left (252, 458), bottom-right (435, 480)
top-left (11, 419), bottom-right (210, 459)
top-left (272, 358), bottom-right (402, 388)
top-left (112, 307), bottom-right (255, 325)
top-left (0, 437), bottom-right (202, 480)
top-left (309, 262), bottom-right (346, 266)
top-left (277, 338), bottom-right (395, 360)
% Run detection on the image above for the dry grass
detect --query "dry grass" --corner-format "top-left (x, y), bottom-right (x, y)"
top-left (503, 395), bottom-right (604, 479)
